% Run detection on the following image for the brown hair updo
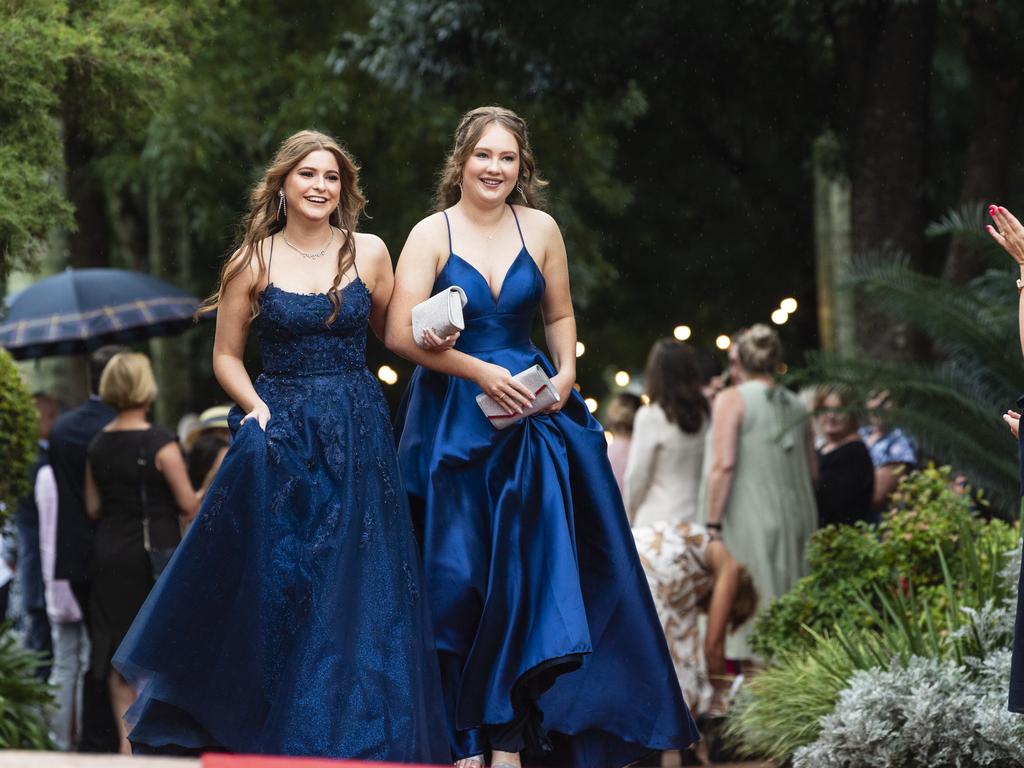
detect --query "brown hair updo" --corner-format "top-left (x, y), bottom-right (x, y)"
top-left (434, 106), bottom-right (549, 211)
top-left (737, 324), bottom-right (783, 375)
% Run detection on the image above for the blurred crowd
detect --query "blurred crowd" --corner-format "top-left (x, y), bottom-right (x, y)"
top-left (3, 346), bottom-right (231, 753)
top-left (608, 325), bottom-right (919, 762)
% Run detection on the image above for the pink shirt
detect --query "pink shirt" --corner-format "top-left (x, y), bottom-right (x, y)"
top-left (36, 466), bottom-right (82, 624)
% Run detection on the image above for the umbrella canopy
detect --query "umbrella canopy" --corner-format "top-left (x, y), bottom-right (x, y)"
top-left (0, 268), bottom-right (202, 360)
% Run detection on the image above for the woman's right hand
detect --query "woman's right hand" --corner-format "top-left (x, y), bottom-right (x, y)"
top-left (987, 205), bottom-right (1024, 264)
top-left (1004, 409), bottom-right (1020, 439)
top-left (473, 362), bottom-right (535, 415)
top-left (240, 401), bottom-right (271, 430)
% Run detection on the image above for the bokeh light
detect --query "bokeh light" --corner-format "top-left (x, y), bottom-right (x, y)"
top-left (585, 397), bottom-right (599, 413)
top-left (780, 297), bottom-right (798, 314)
top-left (715, 334), bottom-right (731, 350)
top-left (673, 325), bottom-right (692, 341)
top-left (614, 370), bottom-right (631, 387)
top-left (771, 308), bottom-right (789, 325)
top-left (575, 341), bottom-right (586, 358)
top-left (377, 365), bottom-right (398, 385)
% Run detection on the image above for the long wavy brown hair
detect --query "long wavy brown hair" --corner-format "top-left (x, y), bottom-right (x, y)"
top-left (433, 106), bottom-right (549, 211)
top-left (199, 130), bottom-right (367, 325)
top-left (644, 338), bottom-right (709, 434)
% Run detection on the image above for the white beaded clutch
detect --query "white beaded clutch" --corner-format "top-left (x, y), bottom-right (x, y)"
top-left (476, 365), bottom-right (561, 429)
top-left (412, 286), bottom-right (468, 348)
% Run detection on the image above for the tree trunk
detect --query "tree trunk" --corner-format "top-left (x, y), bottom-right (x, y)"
top-left (829, 0), bottom-right (938, 358)
top-left (813, 133), bottom-right (855, 356)
top-left (147, 185), bottom-right (193, 429)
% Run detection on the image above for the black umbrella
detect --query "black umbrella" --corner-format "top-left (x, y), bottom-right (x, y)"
top-left (0, 268), bottom-right (202, 360)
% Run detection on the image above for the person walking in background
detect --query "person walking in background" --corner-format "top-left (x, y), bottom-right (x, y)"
top-left (700, 324), bottom-right (817, 665)
top-left (37, 448), bottom-right (89, 750)
top-left (112, 130), bottom-right (448, 762)
top-left (814, 387), bottom-right (875, 528)
top-left (50, 344), bottom-right (124, 753)
top-left (11, 392), bottom-right (61, 678)
top-left (860, 389), bottom-right (918, 511)
top-left (388, 105), bottom-right (697, 768)
top-left (84, 352), bottom-right (200, 754)
top-left (624, 339), bottom-right (709, 527)
top-left (632, 520), bottom-right (757, 718)
top-left (605, 393), bottom-right (641, 495)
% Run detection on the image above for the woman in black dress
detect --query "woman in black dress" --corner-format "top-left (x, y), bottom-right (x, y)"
top-left (813, 387), bottom-right (875, 528)
top-left (84, 352), bottom-right (200, 753)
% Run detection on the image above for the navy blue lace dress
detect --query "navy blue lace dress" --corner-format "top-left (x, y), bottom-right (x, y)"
top-left (113, 274), bottom-right (450, 762)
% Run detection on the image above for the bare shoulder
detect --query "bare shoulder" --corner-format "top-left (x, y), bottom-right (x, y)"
top-left (354, 231), bottom-right (389, 261)
top-left (224, 237), bottom-right (271, 289)
top-left (407, 211), bottom-right (449, 244)
top-left (512, 205), bottom-right (559, 235)
top-left (713, 386), bottom-right (744, 417)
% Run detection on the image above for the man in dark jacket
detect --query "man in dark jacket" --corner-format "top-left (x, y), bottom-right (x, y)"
top-left (50, 345), bottom-right (123, 752)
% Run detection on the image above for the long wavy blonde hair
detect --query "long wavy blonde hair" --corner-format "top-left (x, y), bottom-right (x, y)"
top-left (200, 130), bottom-right (367, 325)
top-left (434, 106), bottom-right (549, 212)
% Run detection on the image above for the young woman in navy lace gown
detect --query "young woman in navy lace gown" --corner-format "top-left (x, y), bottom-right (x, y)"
top-left (112, 130), bottom-right (449, 761)
top-left (386, 107), bottom-right (698, 768)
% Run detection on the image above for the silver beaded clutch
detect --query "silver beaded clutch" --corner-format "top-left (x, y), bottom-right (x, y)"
top-left (476, 364), bottom-right (561, 429)
top-left (412, 286), bottom-right (468, 348)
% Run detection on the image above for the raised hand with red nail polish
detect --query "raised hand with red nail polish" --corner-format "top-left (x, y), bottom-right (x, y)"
top-left (987, 204), bottom-right (1024, 266)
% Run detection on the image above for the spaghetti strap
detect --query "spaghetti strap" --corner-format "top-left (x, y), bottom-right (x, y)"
top-left (509, 204), bottom-right (526, 249)
top-left (267, 236), bottom-right (274, 283)
top-left (441, 210), bottom-right (454, 254)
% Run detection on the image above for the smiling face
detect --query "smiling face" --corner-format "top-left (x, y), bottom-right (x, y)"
top-left (460, 123), bottom-right (521, 206)
top-left (282, 149), bottom-right (342, 224)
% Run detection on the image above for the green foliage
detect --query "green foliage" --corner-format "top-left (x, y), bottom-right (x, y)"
top-left (0, 0), bottom-right (223, 277)
top-left (0, 348), bottom-right (37, 516)
top-left (729, 525), bottom-right (1018, 762)
top-left (0, 0), bottom-right (75, 276)
top-left (751, 466), bottom-right (1016, 659)
top-left (0, 625), bottom-right (53, 749)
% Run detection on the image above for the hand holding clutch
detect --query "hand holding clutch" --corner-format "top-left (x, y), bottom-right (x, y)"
top-left (476, 365), bottom-right (561, 429)
top-left (412, 286), bottom-right (468, 349)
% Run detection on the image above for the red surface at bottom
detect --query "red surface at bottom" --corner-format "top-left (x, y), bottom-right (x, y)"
top-left (201, 755), bottom-right (442, 768)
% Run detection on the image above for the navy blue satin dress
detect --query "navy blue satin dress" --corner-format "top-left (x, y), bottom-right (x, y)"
top-left (113, 271), bottom-right (450, 762)
top-left (395, 208), bottom-right (699, 766)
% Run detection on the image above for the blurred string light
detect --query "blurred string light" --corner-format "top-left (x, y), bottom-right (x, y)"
top-left (715, 334), bottom-right (731, 350)
top-left (614, 370), bottom-right (631, 387)
top-left (575, 341), bottom-right (586, 358)
top-left (377, 365), bottom-right (398, 385)
top-left (780, 297), bottom-right (798, 314)
top-left (640, 394), bottom-right (651, 405)
top-left (585, 397), bottom-right (598, 413)
top-left (673, 325), bottom-right (692, 341)
top-left (604, 431), bottom-right (614, 445)
top-left (771, 308), bottom-right (789, 325)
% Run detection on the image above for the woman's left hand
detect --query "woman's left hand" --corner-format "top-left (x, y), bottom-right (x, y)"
top-left (1004, 409), bottom-right (1020, 439)
top-left (543, 371), bottom-right (576, 414)
top-left (987, 205), bottom-right (1024, 264)
top-left (419, 328), bottom-right (460, 351)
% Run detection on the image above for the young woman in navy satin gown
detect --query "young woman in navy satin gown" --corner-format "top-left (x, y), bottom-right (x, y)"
top-left (111, 130), bottom-right (448, 761)
top-left (386, 106), bottom-right (698, 768)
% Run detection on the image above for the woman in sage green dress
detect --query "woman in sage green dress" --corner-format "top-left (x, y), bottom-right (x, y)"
top-left (700, 324), bottom-right (817, 662)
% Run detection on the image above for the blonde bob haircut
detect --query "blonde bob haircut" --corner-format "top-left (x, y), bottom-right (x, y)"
top-left (99, 352), bottom-right (158, 410)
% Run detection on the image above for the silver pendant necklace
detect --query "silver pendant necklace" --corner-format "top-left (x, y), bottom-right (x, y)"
top-left (282, 227), bottom-right (335, 260)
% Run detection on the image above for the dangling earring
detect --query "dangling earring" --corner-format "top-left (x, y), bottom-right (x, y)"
top-left (516, 182), bottom-right (528, 204)
top-left (277, 190), bottom-right (287, 220)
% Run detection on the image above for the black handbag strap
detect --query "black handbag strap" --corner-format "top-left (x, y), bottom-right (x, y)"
top-left (137, 436), bottom-right (153, 553)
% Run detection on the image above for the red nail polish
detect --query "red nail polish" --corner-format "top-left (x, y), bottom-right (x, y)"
top-left (989, 205), bottom-right (997, 215)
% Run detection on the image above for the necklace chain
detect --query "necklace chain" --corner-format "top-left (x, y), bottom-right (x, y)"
top-left (282, 227), bottom-right (334, 260)
top-left (484, 207), bottom-right (506, 241)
